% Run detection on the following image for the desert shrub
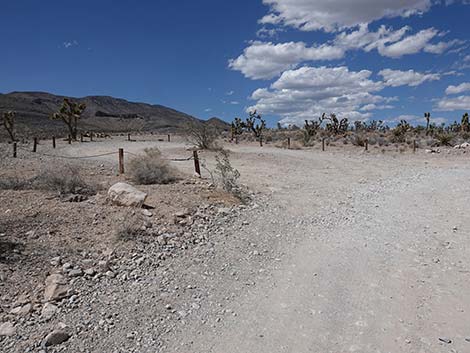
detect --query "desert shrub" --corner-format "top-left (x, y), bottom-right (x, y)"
top-left (34, 164), bottom-right (95, 195)
top-left (0, 175), bottom-right (31, 190)
top-left (213, 150), bottom-right (247, 201)
top-left (115, 213), bottom-right (144, 241)
top-left (184, 121), bottom-right (220, 150)
top-left (351, 134), bottom-right (367, 147)
top-left (435, 133), bottom-right (453, 146)
top-left (128, 148), bottom-right (177, 185)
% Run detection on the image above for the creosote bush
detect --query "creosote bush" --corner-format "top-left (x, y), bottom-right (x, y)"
top-left (34, 164), bottom-right (96, 195)
top-left (128, 148), bottom-right (177, 185)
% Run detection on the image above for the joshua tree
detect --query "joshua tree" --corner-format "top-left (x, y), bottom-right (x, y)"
top-left (231, 117), bottom-right (245, 144)
top-left (50, 98), bottom-right (86, 140)
top-left (245, 111), bottom-right (266, 146)
top-left (425, 112), bottom-right (431, 135)
top-left (2, 111), bottom-right (16, 142)
top-left (461, 113), bottom-right (469, 133)
top-left (324, 113), bottom-right (348, 134)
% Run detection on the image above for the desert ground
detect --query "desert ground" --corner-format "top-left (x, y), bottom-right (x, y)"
top-left (1, 135), bottom-right (470, 353)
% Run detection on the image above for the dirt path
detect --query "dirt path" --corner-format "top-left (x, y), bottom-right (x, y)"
top-left (57, 139), bottom-right (470, 353)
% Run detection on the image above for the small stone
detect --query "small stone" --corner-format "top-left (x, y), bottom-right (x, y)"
top-left (68, 269), bottom-right (83, 277)
top-left (44, 330), bottom-right (70, 346)
top-left (41, 303), bottom-right (58, 321)
top-left (0, 322), bottom-right (16, 336)
top-left (439, 338), bottom-right (452, 344)
top-left (84, 268), bottom-right (96, 276)
top-left (44, 274), bottom-right (69, 302)
top-left (141, 209), bottom-right (153, 217)
top-left (10, 303), bottom-right (32, 316)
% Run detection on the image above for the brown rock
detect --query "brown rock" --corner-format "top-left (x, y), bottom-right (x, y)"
top-left (44, 274), bottom-right (69, 302)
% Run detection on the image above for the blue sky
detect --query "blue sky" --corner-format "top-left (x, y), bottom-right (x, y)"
top-left (1, 1), bottom-right (469, 126)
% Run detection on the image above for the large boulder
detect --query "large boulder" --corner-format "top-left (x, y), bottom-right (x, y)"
top-left (107, 182), bottom-right (147, 207)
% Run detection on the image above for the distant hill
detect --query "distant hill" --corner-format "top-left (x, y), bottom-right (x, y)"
top-left (0, 91), bottom-right (229, 139)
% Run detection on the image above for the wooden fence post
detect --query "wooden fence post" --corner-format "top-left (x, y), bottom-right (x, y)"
top-left (80, 134), bottom-right (84, 143)
top-left (13, 142), bottom-right (17, 158)
top-left (128, 133), bottom-right (131, 141)
top-left (33, 137), bottom-right (38, 152)
top-left (259, 136), bottom-right (263, 147)
top-left (167, 134), bottom-right (171, 142)
top-left (90, 132), bottom-right (93, 142)
top-left (118, 148), bottom-right (124, 174)
top-left (193, 150), bottom-right (201, 177)
top-left (365, 139), bottom-right (369, 151)
top-left (287, 137), bottom-right (291, 149)
top-left (68, 135), bottom-right (72, 144)
top-left (413, 140), bottom-right (416, 153)
top-left (52, 136), bottom-right (56, 149)
top-left (322, 137), bottom-right (325, 152)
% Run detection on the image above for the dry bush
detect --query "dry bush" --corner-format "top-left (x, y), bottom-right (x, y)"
top-left (128, 148), bottom-right (177, 185)
top-left (0, 174), bottom-right (31, 190)
top-left (34, 164), bottom-right (96, 195)
top-left (213, 150), bottom-right (248, 202)
top-left (115, 213), bottom-right (144, 241)
top-left (185, 121), bottom-right (220, 150)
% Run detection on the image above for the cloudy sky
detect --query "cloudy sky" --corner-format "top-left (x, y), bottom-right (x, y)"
top-left (1, 0), bottom-right (469, 126)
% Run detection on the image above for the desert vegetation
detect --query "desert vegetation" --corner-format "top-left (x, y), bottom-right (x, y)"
top-left (128, 147), bottom-right (178, 185)
top-left (50, 98), bottom-right (87, 141)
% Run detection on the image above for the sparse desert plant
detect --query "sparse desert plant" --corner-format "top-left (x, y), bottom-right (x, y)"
top-left (435, 133), bottom-right (453, 146)
top-left (461, 113), bottom-right (469, 133)
top-left (115, 213), bottom-right (144, 241)
top-left (34, 164), bottom-right (95, 195)
top-left (324, 113), bottom-right (349, 135)
top-left (128, 148), bottom-right (177, 185)
top-left (2, 111), bottom-right (16, 142)
top-left (185, 121), bottom-right (220, 150)
top-left (245, 111), bottom-right (266, 145)
top-left (213, 150), bottom-right (247, 201)
top-left (231, 117), bottom-right (245, 144)
top-left (50, 98), bottom-right (86, 140)
top-left (391, 120), bottom-right (410, 143)
top-left (0, 174), bottom-right (30, 190)
top-left (425, 112), bottom-right (431, 135)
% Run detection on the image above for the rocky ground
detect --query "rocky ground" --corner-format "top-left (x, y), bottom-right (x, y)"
top-left (1, 136), bottom-right (470, 353)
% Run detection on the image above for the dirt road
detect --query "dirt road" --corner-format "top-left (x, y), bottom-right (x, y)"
top-left (57, 139), bottom-right (470, 352)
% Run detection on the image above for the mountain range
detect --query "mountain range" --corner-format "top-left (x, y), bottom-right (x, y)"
top-left (0, 91), bottom-right (229, 138)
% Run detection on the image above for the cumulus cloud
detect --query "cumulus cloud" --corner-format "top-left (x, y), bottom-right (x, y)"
top-left (445, 82), bottom-right (470, 95)
top-left (435, 95), bottom-right (470, 110)
top-left (229, 25), bottom-right (456, 79)
top-left (248, 66), bottom-right (391, 126)
top-left (379, 69), bottom-right (440, 87)
top-left (377, 28), bottom-right (440, 57)
top-left (259, 0), bottom-right (432, 32)
top-left (228, 41), bottom-right (344, 79)
top-left (388, 114), bottom-right (448, 125)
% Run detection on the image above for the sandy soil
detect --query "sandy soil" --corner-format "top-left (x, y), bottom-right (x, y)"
top-left (1, 135), bottom-right (470, 352)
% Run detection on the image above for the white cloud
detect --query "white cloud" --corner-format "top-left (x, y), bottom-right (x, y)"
top-left (360, 104), bottom-right (394, 111)
top-left (445, 82), bottom-right (470, 95)
top-left (229, 41), bottom-right (343, 79)
top-left (204, 108), bottom-right (212, 112)
top-left (248, 66), bottom-right (390, 126)
top-left (226, 90), bottom-right (235, 96)
top-left (63, 40), bottom-right (78, 48)
top-left (388, 114), bottom-right (448, 125)
top-left (436, 95), bottom-right (470, 110)
top-left (379, 68), bottom-right (440, 87)
top-left (260, 0), bottom-right (432, 32)
top-left (229, 26), bottom-right (456, 80)
top-left (229, 101), bottom-right (240, 105)
top-left (377, 28), bottom-right (439, 57)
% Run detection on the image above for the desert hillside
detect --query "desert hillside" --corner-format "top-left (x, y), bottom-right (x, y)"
top-left (0, 92), bottom-right (229, 139)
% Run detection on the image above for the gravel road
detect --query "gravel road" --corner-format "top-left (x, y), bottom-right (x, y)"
top-left (49, 138), bottom-right (470, 352)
